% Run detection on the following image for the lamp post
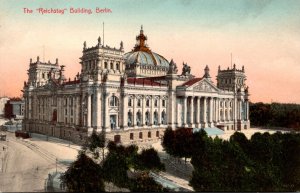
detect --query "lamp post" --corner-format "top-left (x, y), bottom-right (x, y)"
top-left (68, 131), bottom-right (71, 147)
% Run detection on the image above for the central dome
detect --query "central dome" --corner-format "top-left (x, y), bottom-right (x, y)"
top-left (124, 26), bottom-right (170, 78)
top-left (124, 51), bottom-right (169, 67)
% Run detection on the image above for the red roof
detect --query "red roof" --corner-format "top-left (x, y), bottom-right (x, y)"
top-left (9, 97), bottom-right (22, 101)
top-left (182, 78), bottom-right (202, 86)
top-left (63, 80), bottom-right (80, 85)
top-left (127, 77), bottom-right (164, 86)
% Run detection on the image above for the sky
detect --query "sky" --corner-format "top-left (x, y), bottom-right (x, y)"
top-left (0, 0), bottom-right (300, 103)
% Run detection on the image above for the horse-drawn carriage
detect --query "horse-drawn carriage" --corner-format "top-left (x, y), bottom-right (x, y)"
top-left (15, 130), bottom-right (30, 139)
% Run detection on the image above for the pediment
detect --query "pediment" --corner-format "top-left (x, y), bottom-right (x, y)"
top-left (189, 79), bottom-right (219, 92)
top-left (109, 107), bottom-right (119, 113)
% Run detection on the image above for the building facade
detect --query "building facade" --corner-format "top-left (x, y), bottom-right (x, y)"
top-left (4, 97), bottom-right (25, 119)
top-left (22, 27), bottom-right (250, 144)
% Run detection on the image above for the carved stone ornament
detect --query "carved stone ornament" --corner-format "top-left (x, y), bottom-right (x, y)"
top-left (193, 82), bottom-right (215, 92)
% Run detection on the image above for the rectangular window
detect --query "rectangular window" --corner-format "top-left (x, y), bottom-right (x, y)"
top-left (130, 133), bottom-right (134, 140)
top-left (156, 131), bottom-right (159, 137)
top-left (148, 132), bottom-right (151, 138)
top-left (65, 109), bottom-right (68, 115)
top-left (71, 109), bottom-right (73, 116)
top-left (65, 117), bottom-right (68, 123)
top-left (139, 132), bottom-right (143, 139)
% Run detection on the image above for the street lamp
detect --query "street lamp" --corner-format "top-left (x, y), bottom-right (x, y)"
top-left (68, 131), bottom-right (71, 147)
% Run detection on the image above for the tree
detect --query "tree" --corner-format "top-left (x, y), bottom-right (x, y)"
top-left (173, 128), bottom-right (194, 163)
top-left (82, 131), bottom-right (106, 160)
top-left (129, 173), bottom-right (168, 192)
top-left (102, 151), bottom-right (130, 188)
top-left (280, 133), bottom-right (300, 191)
top-left (61, 152), bottom-right (105, 192)
top-left (162, 128), bottom-right (194, 163)
top-left (229, 132), bottom-right (250, 154)
top-left (135, 148), bottom-right (165, 171)
top-left (162, 128), bottom-right (175, 155)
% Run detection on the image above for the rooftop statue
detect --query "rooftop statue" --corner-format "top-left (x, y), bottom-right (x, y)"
top-left (181, 62), bottom-right (191, 75)
top-left (168, 59), bottom-right (178, 74)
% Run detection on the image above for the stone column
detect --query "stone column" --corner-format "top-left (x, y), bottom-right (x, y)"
top-left (158, 96), bottom-right (161, 125)
top-left (141, 97), bottom-right (145, 127)
top-left (209, 97), bottom-right (213, 127)
top-left (246, 100), bottom-right (249, 121)
top-left (168, 91), bottom-right (176, 128)
top-left (203, 97), bottom-right (207, 128)
top-left (95, 91), bottom-right (102, 131)
top-left (103, 92), bottom-right (110, 132)
top-left (133, 96), bottom-right (137, 128)
top-left (86, 94), bottom-right (92, 127)
top-left (183, 96), bottom-right (187, 127)
top-left (196, 97), bottom-right (200, 128)
top-left (223, 99), bottom-right (226, 122)
top-left (190, 96), bottom-right (194, 127)
top-left (28, 96), bottom-right (32, 119)
top-left (176, 100), bottom-right (180, 127)
top-left (123, 93), bottom-right (128, 130)
top-left (150, 97), bottom-right (154, 126)
top-left (216, 98), bottom-right (219, 123)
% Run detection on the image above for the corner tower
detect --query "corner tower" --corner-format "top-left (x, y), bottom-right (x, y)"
top-left (26, 56), bottom-right (60, 88)
top-left (216, 64), bottom-right (247, 92)
top-left (80, 36), bottom-right (125, 83)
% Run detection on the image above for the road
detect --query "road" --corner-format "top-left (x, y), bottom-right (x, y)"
top-left (0, 132), bottom-right (79, 192)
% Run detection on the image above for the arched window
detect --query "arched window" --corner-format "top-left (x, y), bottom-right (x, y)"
top-left (225, 109), bottom-right (228, 121)
top-left (162, 99), bottom-right (166, 107)
top-left (145, 111), bottom-right (150, 126)
top-left (136, 111), bottom-right (142, 126)
top-left (128, 111), bottom-right (132, 127)
top-left (128, 98), bottom-right (132, 107)
top-left (146, 99), bottom-right (150, 107)
top-left (161, 110), bottom-right (166, 125)
top-left (137, 99), bottom-right (141, 107)
top-left (110, 62), bottom-right (114, 69)
top-left (116, 63), bottom-right (120, 70)
top-left (153, 111), bottom-right (158, 125)
top-left (154, 99), bottom-right (158, 107)
top-left (220, 109), bottom-right (223, 121)
top-left (110, 96), bottom-right (118, 106)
